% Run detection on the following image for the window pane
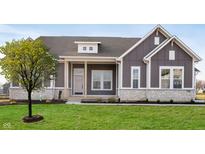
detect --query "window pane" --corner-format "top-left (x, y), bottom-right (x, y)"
top-left (93, 71), bottom-right (101, 81)
top-left (103, 81), bottom-right (111, 89)
top-left (161, 69), bottom-right (170, 79)
top-left (173, 69), bottom-right (182, 89)
top-left (161, 79), bottom-right (170, 88)
top-left (133, 79), bottom-right (138, 88)
top-left (173, 80), bottom-right (182, 88)
top-left (89, 47), bottom-right (93, 51)
top-left (83, 47), bottom-right (86, 51)
top-left (173, 69), bottom-right (182, 79)
top-left (93, 81), bottom-right (101, 89)
top-left (103, 71), bottom-right (112, 81)
top-left (133, 69), bottom-right (139, 79)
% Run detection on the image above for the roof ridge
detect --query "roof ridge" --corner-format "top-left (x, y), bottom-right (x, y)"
top-left (39, 36), bottom-right (141, 39)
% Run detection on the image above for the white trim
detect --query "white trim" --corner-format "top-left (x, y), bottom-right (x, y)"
top-left (159, 66), bottom-right (184, 89)
top-left (84, 61), bottom-right (87, 96)
top-left (91, 70), bottom-right (113, 91)
top-left (74, 41), bottom-right (101, 44)
top-left (116, 63), bottom-right (118, 96)
top-left (119, 25), bottom-right (172, 59)
top-left (59, 56), bottom-right (117, 59)
top-left (121, 59), bottom-right (123, 88)
top-left (64, 61), bottom-right (69, 89)
top-left (71, 63), bottom-right (73, 92)
top-left (154, 36), bottom-right (160, 45)
top-left (149, 60), bottom-right (151, 88)
top-left (49, 75), bottom-right (55, 88)
top-left (192, 58), bottom-right (195, 89)
top-left (169, 50), bottom-right (175, 60)
top-left (131, 66), bottom-right (141, 89)
top-left (146, 61), bottom-right (151, 88)
top-left (144, 36), bottom-right (202, 62)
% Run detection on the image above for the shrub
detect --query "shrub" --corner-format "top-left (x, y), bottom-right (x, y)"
top-left (108, 97), bottom-right (116, 103)
top-left (170, 99), bottom-right (174, 103)
top-left (96, 97), bottom-right (103, 103)
top-left (145, 98), bottom-right (149, 102)
top-left (46, 99), bottom-right (51, 103)
top-left (157, 99), bottom-right (160, 103)
top-left (10, 99), bottom-right (16, 104)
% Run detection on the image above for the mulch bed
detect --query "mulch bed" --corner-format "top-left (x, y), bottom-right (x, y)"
top-left (0, 100), bottom-right (67, 106)
top-left (81, 99), bottom-right (205, 104)
top-left (22, 115), bottom-right (44, 123)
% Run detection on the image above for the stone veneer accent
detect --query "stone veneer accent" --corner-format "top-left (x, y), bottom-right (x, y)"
top-left (10, 87), bottom-right (195, 102)
top-left (9, 88), bottom-right (70, 100)
top-left (119, 89), bottom-right (195, 102)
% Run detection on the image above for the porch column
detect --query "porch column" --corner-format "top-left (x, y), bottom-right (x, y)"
top-left (84, 61), bottom-right (87, 97)
top-left (64, 60), bottom-right (69, 98)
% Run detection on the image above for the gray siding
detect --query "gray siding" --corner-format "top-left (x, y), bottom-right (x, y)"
top-left (151, 42), bottom-right (193, 88)
top-left (87, 64), bottom-right (116, 95)
top-left (55, 63), bottom-right (64, 87)
top-left (123, 31), bottom-right (167, 87)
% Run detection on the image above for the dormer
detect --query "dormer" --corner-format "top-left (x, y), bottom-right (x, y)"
top-left (74, 41), bottom-right (101, 54)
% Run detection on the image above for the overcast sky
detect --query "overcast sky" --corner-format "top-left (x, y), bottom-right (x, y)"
top-left (0, 24), bottom-right (204, 85)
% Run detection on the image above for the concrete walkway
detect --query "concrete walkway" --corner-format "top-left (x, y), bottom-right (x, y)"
top-left (66, 102), bottom-right (205, 106)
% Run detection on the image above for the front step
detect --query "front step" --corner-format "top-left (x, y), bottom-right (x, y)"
top-left (66, 100), bottom-right (81, 104)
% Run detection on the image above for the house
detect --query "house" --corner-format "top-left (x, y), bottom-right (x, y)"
top-left (9, 25), bottom-right (202, 102)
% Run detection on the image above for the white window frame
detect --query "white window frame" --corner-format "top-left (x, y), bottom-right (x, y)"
top-left (154, 36), bottom-right (160, 45)
top-left (131, 66), bottom-right (140, 89)
top-left (91, 70), bottom-right (113, 91)
top-left (159, 66), bottom-right (184, 89)
top-left (169, 50), bottom-right (175, 60)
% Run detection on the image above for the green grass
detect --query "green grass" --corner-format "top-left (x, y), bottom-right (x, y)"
top-left (1, 104), bottom-right (205, 130)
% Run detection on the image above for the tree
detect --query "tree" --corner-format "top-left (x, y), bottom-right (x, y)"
top-left (196, 80), bottom-right (205, 92)
top-left (0, 38), bottom-right (57, 121)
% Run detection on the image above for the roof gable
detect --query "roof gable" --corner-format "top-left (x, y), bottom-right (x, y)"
top-left (118, 25), bottom-right (172, 59)
top-left (143, 36), bottom-right (202, 62)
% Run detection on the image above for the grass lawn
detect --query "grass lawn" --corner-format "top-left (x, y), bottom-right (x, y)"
top-left (1, 104), bottom-right (205, 130)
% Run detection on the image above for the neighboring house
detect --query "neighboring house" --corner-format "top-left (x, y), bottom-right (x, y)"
top-left (3, 83), bottom-right (10, 95)
top-left (9, 25), bottom-right (202, 102)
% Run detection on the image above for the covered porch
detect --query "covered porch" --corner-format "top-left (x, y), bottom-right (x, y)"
top-left (60, 56), bottom-right (119, 100)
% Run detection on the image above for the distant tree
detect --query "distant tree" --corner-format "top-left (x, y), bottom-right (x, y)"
top-left (196, 80), bottom-right (205, 91)
top-left (0, 38), bottom-right (57, 121)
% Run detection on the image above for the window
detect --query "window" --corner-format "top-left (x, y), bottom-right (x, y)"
top-left (169, 50), bottom-right (175, 60)
top-left (154, 37), bottom-right (160, 45)
top-left (131, 67), bottom-right (140, 88)
top-left (160, 67), bottom-right (184, 89)
top-left (161, 69), bottom-right (170, 88)
top-left (92, 70), bottom-right (112, 90)
top-left (173, 69), bottom-right (182, 88)
top-left (93, 72), bottom-right (101, 89)
top-left (89, 46), bottom-right (93, 51)
top-left (83, 46), bottom-right (87, 51)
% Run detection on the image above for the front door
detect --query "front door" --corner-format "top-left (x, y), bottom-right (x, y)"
top-left (73, 68), bottom-right (84, 95)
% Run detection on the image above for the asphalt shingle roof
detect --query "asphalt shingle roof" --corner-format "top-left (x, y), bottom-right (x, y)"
top-left (39, 36), bottom-right (141, 58)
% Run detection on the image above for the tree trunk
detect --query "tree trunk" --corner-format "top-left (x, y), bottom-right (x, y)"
top-left (28, 91), bottom-right (32, 117)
